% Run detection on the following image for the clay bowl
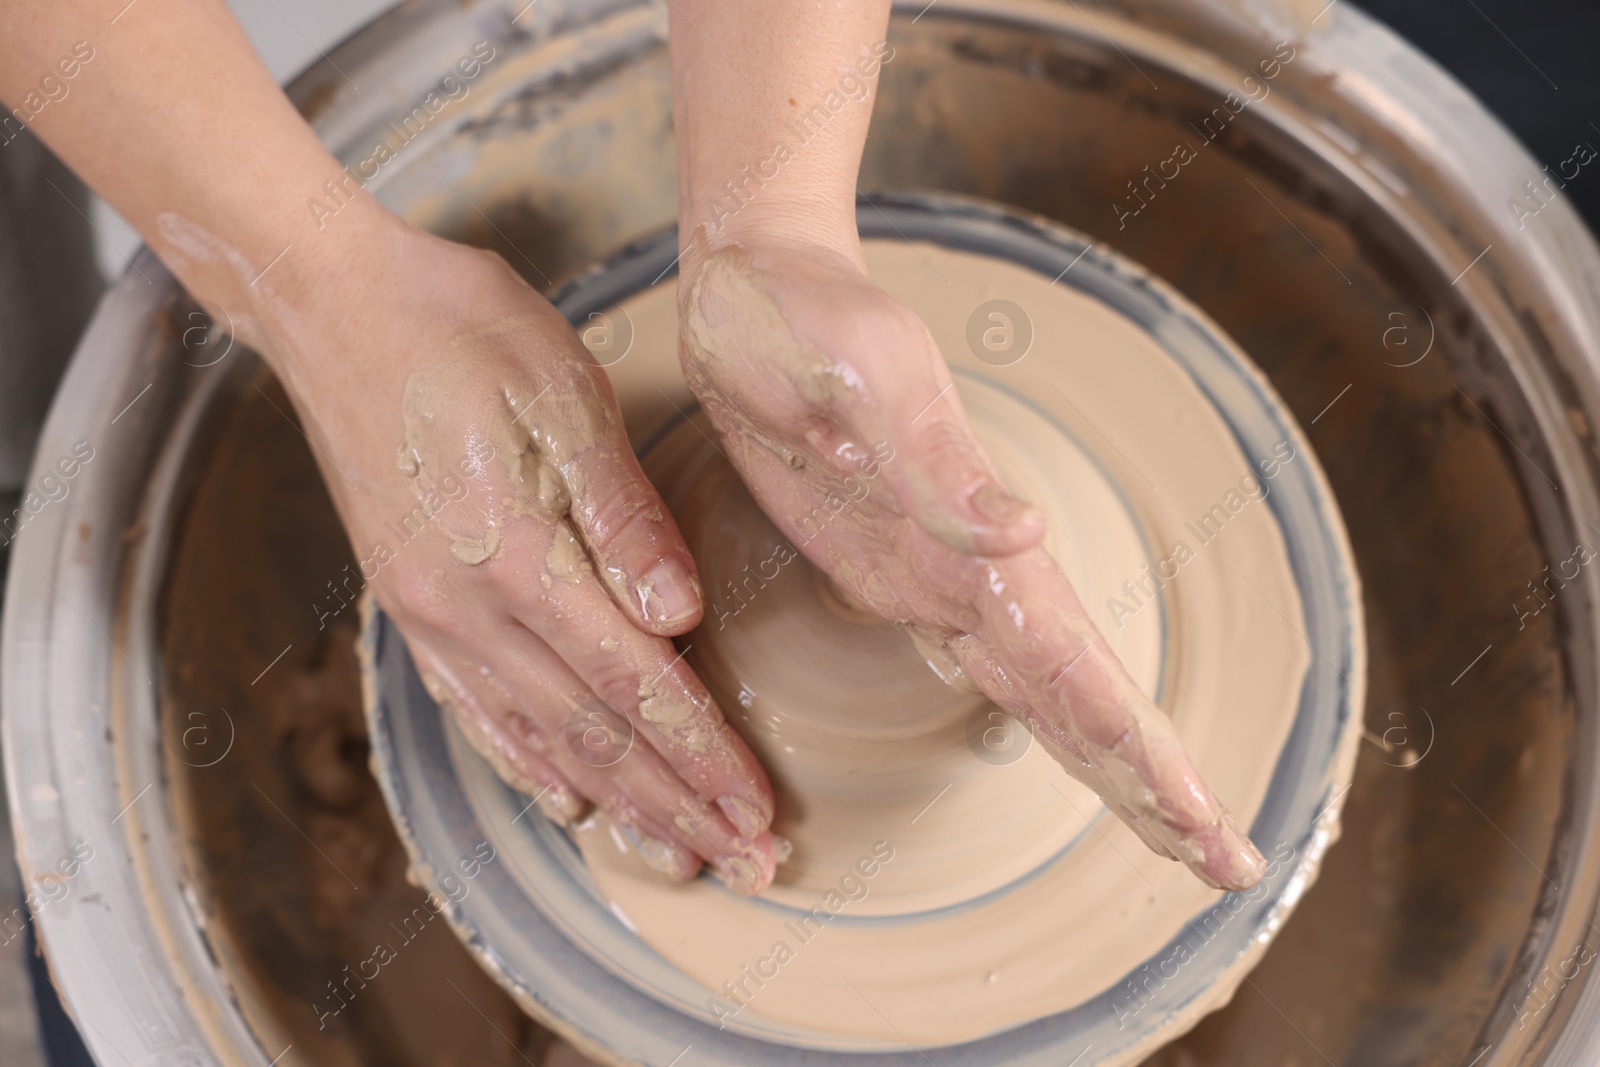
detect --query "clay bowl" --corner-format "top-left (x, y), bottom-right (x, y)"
top-left (362, 194), bottom-right (1364, 1065)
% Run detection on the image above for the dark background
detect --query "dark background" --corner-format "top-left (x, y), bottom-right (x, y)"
top-left (1357, 0), bottom-right (1600, 227)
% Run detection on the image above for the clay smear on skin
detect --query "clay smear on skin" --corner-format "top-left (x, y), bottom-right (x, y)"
top-left (682, 247), bottom-right (1002, 555)
top-left (395, 320), bottom-right (745, 820)
top-left (396, 318), bottom-right (693, 631)
top-left (679, 250), bottom-right (859, 493)
top-left (395, 316), bottom-right (598, 570)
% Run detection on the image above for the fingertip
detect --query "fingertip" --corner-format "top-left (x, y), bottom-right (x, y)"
top-left (665, 855), bottom-right (704, 884)
top-left (536, 783), bottom-right (590, 827)
top-left (620, 821), bottom-right (702, 883)
top-left (1210, 819), bottom-right (1269, 892)
top-left (962, 482), bottom-right (1047, 556)
top-left (1180, 817), bottom-right (1267, 891)
top-left (566, 444), bottom-right (703, 633)
top-left (710, 837), bottom-right (778, 896)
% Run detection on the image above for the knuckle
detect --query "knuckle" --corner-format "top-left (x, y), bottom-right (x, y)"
top-left (502, 709), bottom-right (547, 750)
top-left (916, 414), bottom-right (972, 457)
top-left (382, 568), bottom-right (453, 630)
top-left (915, 417), bottom-right (985, 481)
top-left (881, 298), bottom-right (933, 347)
top-left (585, 661), bottom-right (643, 713)
top-left (578, 480), bottom-right (664, 563)
top-left (603, 792), bottom-right (646, 828)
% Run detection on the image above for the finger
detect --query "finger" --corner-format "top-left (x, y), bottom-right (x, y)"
top-left (869, 379), bottom-right (1046, 558)
top-left (416, 625), bottom-right (775, 891)
top-left (499, 511), bottom-right (776, 836)
top-left (409, 637), bottom-right (590, 825)
top-left (601, 814), bottom-right (703, 884)
top-left (948, 634), bottom-right (1181, 866)
top-left (494, 341), bottom-right (704, 637)
top-left (564, 754), bottom-right (773, 892)
top-left (551, 366), bottom-right (707, 636)
top-left (958, 551), bottom-right (1266, 890)
top-left (566, 438), bottom-right (705, 636)
top-left (473, 633), bottom-right (778, 894)
top-left (472, 693), bottom-right (702, 882)
top-left (582, 759), bottom-right (773, 894)
top-left (436, 651), bottom-right (700, 881)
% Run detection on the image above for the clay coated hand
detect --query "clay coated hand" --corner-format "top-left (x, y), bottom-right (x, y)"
top-left (677, 239), bottom-right (1267, 891)
top-left (256, 219), bottom-right (779, 894)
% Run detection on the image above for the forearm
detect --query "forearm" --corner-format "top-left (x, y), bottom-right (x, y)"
top-left (669, 0), bottom-right (893, 274)
top-left (0, 0), bottom-right (385, 347)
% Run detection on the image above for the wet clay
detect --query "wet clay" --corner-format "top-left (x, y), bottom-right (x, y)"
top-left (395, 317), bottom-right (593, 568)
top-left (394, 311), bottom-right (699, 632)
top-left (573, 239), bottom-right (1310, 1045)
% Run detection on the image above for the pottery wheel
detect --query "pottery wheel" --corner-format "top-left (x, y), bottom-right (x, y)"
top-left (364, 196), bottom-right (1363, 1066)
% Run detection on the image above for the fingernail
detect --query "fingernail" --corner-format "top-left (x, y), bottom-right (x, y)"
top-left (970, 482), bottom-right (1031, 525)
top-left (638, 559), bottom-right (701, 627)
top-left (711, 855), bottom-right (765, 897)
top-left (717, 794), bottom-right (770, 838)
top-left (536, 785), bottom-right (588, 826)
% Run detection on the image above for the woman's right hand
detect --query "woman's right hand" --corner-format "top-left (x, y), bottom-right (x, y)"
top-left (0, 0), bottom-right (784, 890)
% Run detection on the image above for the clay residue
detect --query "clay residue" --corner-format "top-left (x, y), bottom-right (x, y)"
top-left (680, 249), bottom-right (873, 496)
top-left (683, 247), bottom-right (851, 414)
top-left (450, 522), bottom-right (501, 564)
top-left (394, 317), bottom-right (603, 568)
top-left (512, 450), bottom-right (572, 517)
top-left (545, 521), bottom-right (590, 583)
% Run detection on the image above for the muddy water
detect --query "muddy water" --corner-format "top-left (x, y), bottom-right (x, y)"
top-left (160, 377), bottom-right (585, 1066)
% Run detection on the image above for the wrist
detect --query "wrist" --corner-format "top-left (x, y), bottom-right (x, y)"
top-left (176, 191), bottom-right (405, 364)
top-left (680, 198), bottom-right (865, 288)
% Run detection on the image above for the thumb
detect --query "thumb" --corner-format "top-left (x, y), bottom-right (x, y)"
top-left (559, 374), bottom-right (705, 636)
top-left (870, 364), bottom-right (1046, 557)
